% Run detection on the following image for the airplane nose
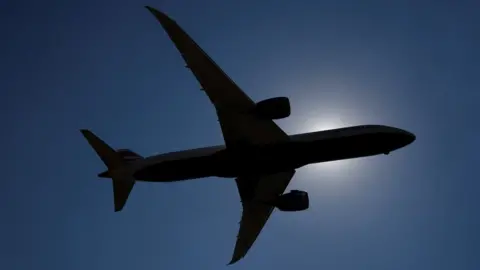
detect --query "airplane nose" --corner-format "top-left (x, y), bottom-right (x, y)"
top-left (389, 127), bottom-right (416, 149)
top-left (401, 129), bottom-right (416, 146)
top-left (405, 130), bottom-right (416, 144)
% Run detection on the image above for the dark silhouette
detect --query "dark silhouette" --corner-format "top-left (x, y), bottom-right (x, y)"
top-left (80, 6), bottom-right (415, 265)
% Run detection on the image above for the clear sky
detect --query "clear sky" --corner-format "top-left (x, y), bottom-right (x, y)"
top-left (1, 0), bottom-right (479, 269)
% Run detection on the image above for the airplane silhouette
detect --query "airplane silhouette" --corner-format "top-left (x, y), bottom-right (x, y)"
top-left (80, 6), bottom-right (416, 265)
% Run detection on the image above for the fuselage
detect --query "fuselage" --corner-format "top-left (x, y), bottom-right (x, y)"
top-left (103, 125), bottom-right (415, 182)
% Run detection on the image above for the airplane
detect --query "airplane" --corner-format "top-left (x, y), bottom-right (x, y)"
top-left (80, 6), bottom-right (416, 265)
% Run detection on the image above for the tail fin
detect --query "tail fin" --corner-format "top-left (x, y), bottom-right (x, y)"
top-left (80, 129), bottom-right (136, 212)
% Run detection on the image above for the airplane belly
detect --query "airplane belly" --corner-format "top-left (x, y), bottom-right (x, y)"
top-left (132, 155), bottom-right (222, 182)
top-left (132, 149), bottom-right (286, 181)
top-left (209, 145), bottom-right (297, 177)
top-left (132, 134), bottom-right (389, 182)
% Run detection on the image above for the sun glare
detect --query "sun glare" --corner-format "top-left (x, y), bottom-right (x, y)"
top-left (302, 117), bottom-right (347, 133)
top-left (272, 74), bottom-right (377, 181)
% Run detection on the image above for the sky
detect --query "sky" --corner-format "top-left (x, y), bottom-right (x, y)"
top-left (1, 0), bottom-right (479, 269)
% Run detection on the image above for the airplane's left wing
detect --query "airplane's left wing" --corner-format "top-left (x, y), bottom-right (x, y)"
top-left (231, 170), bottom-right (296, 264)
top-left (145, 6), bottom-right (289, 147)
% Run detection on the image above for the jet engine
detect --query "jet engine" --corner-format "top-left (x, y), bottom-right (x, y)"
top-left (274, 190), bottom-right (309, 212)
top-left (254, 97), bottom-right (291, 120)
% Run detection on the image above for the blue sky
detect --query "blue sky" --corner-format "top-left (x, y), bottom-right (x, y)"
top-left (1, 0), bottom-right (479, 269)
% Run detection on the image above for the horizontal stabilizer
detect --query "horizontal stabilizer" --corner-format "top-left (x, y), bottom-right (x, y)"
top-left (80, 129), bottom-right (124, 169)
top-left (112, 175), bottom-right (135, 212)
top-left (80, 129), bottom-right (136, 212)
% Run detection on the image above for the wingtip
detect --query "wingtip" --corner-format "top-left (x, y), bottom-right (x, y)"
top-left (227, 257), bottom-right (239, 266)
top-left (144, 5), bottom-right (174, 23)
top-left (144, 5), bottom-right (162, 16)
top-left (114, 203), bottom-right (125, 212)
top-left (80, 129), bottom-right (92, 137)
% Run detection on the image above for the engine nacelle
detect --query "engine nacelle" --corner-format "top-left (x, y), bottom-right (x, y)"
top-left (254, 97), bottom-right (291, 120)
top-left (274, 190), bottom-right (309, 212)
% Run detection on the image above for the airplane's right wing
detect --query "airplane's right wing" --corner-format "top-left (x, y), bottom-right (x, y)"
top-left (231, 170), bottom-right (296, 264)
top-left (145, 6), bottom-right (289, 147)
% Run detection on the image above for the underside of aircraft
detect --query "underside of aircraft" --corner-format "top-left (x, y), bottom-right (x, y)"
top-left (80, 6), bottom-right (416, 265)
